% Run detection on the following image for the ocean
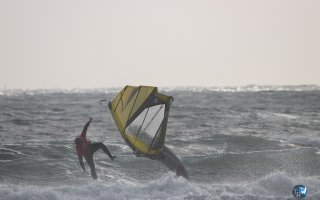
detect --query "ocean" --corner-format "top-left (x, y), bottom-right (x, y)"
top-left (0, 86), bottom-right (320, 200)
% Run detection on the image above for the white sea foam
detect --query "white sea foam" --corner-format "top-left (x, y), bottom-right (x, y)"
top-left (0, 88), bottom-right (121, 96)
top-left (256, 111), bottom-right (299, 121)
top-left (271, 112), bottom-right (299, 119)
top-left (1, 172), bottom-right (319, 200)
top-left (207, 172), bottom-right (320, 199)
top-left (162, 85), bottom-right (320, 93)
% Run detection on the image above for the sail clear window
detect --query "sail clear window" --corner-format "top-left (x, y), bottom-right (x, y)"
top-left (126, 104), bottom-right (165, 147)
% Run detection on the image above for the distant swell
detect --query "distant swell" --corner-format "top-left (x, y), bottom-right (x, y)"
top-left (288, 136), bottom-right (320, 148)
top-left (0, 85), bottom-right (319, 96)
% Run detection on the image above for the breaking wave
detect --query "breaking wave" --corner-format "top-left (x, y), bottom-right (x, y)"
top-left (1, 172), bottom-right (319, 200)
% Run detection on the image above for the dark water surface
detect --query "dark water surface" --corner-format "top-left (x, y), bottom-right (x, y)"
top-left (0, 86), bottom-right (320, 200)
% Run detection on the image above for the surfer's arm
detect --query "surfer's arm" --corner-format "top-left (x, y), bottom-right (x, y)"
top-left (80, 118), bottom-right (92, 138)
top-left (78, 155), bottom-right (86, 172)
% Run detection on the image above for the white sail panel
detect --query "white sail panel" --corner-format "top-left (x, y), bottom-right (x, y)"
top-left (126, 104), bottom-right (165, 147)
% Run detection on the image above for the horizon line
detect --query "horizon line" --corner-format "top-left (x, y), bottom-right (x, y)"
top-left (1, 84), bottom-right (320, 93)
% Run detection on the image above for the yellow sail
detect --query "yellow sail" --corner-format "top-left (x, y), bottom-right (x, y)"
top-left (109, 85), bottom-right (173, 156)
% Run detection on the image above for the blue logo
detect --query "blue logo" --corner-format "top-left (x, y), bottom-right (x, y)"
top-left (292, 185), bottom-right (307, 199)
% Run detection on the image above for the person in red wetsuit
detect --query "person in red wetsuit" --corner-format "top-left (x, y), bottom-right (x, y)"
top-left (75, 118), bottom-right (115, 180)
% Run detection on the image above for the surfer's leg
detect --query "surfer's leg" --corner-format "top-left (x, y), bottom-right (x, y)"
top-left (100, 143), bottom-right (114, 159)
top-left (85, 155), bottom-right (97, 180)
top-left (90, 142), bottom-right (114, 160)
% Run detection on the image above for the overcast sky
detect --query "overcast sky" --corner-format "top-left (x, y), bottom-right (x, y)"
top-left (0, 0), bottom-right (319, 89)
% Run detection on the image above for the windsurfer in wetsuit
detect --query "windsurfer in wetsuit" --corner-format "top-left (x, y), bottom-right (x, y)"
top-left (75, 118), bottom-right (116, 180)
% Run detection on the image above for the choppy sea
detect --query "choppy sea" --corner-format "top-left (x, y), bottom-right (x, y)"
top-left (0, 85), bottom-right (320, 200)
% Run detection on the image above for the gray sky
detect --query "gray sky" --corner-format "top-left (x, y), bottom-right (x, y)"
top-left (0, 0), bottom-right (319, 89)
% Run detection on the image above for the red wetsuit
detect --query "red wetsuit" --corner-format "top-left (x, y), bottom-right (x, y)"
top-left (76, 127), bottom-right (90, 157)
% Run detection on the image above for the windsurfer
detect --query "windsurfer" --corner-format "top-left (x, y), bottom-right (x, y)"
top-left (74, 118), bottom-right (116, 180)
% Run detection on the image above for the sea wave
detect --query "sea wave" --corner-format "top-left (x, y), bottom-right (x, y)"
top-left (1, 172), bottom-right (319, 200)
top-left (287, 136), bottom-right (320, 148)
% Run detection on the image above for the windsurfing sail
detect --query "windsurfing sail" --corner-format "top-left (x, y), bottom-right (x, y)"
top-left (108, 85), bottom-right (173, 156)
